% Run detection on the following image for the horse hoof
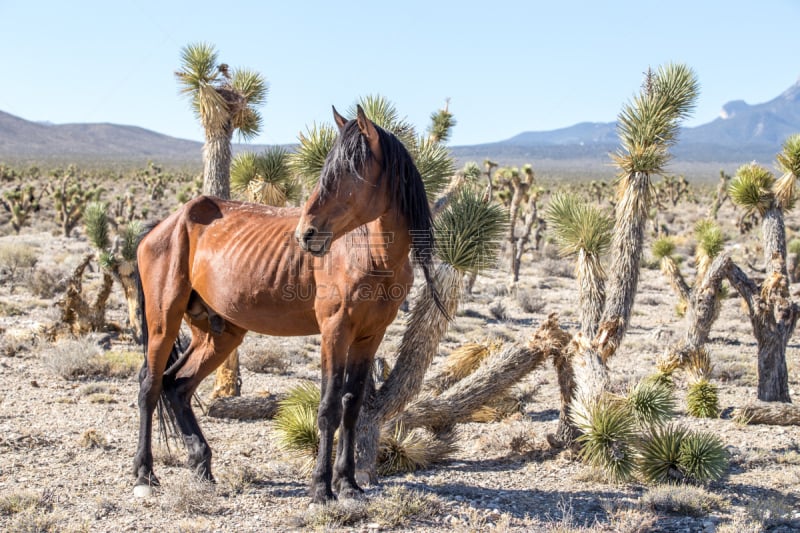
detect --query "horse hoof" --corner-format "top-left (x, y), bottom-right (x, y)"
top-left (133, 484), bottom-right (155, 498)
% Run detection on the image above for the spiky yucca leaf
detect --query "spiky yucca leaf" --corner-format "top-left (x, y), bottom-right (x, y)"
top-left (121, 220), bottom-right (143, 263)
top-left (575, 398), bottom-right (637, 482)
top-left (694, 219), bottom-right (724, 260)
top-left (729, 163), bottom-right (775, 215)
top-left (651, 237), bottom-right (676, 260)
top-left (678, 431), bottom-right (728, 483)
top-left (686, 379), bottom-right (719, 419)
top-left (348, 94), bottom-right (416, 148)
top-left (230, 69), bottom-right (268, 140)
top-left (280, 381), bottom-right (320, 411)
top-left (644, 371), bottom-right (675, 391)
top-left (627, 379), bottom-right (676, 427)
top-left (434, 188), bottom-right (507, 273)
top-left (377, 424), bottom-right (454, 476)
top-left (231, 148), bottom-right (299, 205)
top-left (638, 424), bottom-right (688, 484)
top-left (428, 107), bottom-right (456, 144)
top-left (440, 343), bottom-right (492, 383)
top-left (614, 63), bottom-right (699, 175)
top-left (461, 161), bottom-right (482, 182)
top-left (775, 134), bottom-right (800, 210)
top-left (175, 42), bottom-right (218, 94)
top-left (412, 136), bottom-right (455, 198)
top-left (84, 202), bottom-right (110, 251)
top-left (291, 123), bottom-right (338, 187)
top-left (274, 382), bottom-right (321, 468)
top-left (545, 193), bottom-right (613, 257)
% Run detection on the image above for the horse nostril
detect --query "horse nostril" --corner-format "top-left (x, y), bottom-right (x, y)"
top-left (303, 227), bottom-right (316, 243)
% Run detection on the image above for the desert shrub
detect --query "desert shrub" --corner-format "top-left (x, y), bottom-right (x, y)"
top-left (365, 486), bottom-right (443, 529)
top-left (241, 342), bottom-right (289, 374)
top-left (640, 484), bottom-right (727, 517)
top-left (159, 476), bottom-right (216, 516)
top-left (0, 490), bottom-right (52, 516)
top-left (25, 267), bottom-right (66, 298)
top-left (43, 339), bottom-right (139, 380)
top-left (78, 428), bottom-right (108, 449)
top-left (516, 288), bottom-right (546, 313)
top-left (539, 257), bottom-right (575, 278)
top-left (489, 300), bottom-right (508, 321)
top-left (0, 242), bottom-right (38, 287)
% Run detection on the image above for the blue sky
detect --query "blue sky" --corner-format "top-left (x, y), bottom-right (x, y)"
top-left (2, 1), bottom-right (798, 147)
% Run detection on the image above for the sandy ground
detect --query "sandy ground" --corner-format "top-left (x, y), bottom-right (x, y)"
top-left (0, 198), bottom-right (799, 532)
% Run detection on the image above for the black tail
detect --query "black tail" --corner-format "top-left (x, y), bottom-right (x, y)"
top-left (135, 222), bottom-right (186, 450)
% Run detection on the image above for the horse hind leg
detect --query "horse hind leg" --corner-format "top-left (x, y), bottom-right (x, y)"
top-left (163, 320), bottom-right (246, 481)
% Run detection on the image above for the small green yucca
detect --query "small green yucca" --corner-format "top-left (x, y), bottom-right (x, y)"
top-left (686, 379), bottom-right (719, 419)
top-left (627, 379), bottom-right (675, 426)
top-left (729, 163), bottom-right (775, 215)
top-left (637, 424), bottom-right (688, 484)
top-left (434, 188), bottom-right (507, 273)
top-left (273, 382), bottom-right (321, 465)
top-left (678, 431), bottom-right (728, 483)
top-left (651, 237), bottom-right (676, 261)
top-left (575, 399), bottom-right (637, 482)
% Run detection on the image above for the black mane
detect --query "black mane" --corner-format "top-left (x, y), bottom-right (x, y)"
top-left (320, 120), bottom-right (444, 313)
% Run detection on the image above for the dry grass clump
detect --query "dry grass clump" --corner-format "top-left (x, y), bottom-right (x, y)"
top-left (43, 338), bottom-right (139, 380)
top-left (539, 257), bottom-right (575, 278)
top-left (302, 486), bottom-right (442, 530)
top-left (25, 266), bottom-right (66, 298)
top-left (516, 288), bottom-right (546, 313)
top-left (639, 484), bottom-right (727, 517)
top-left (745, 493), bottom-right (799, 529)
top-left (0, 242), bottom-right (38, 286)
top-left (241, 341), bottom-right (290, 374)
top-left (217, 464), bottom-right (260, 495)
top-left (0, 490), bottom-right (53, 516)
top-left (78, 428), bottom-right (107, 449)
top-left (377, 425), bottom-right (455, 476)
top-left (159, 476), bottom-right (217, 516)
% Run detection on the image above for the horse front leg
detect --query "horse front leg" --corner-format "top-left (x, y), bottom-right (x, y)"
top-left (309, 328), bottom-right (351, 504)
top-left (332, 335), bottom-right (382, 500)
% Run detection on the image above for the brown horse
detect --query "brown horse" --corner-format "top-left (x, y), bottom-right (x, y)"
top-left (133, 105), bottom-right (440, 502)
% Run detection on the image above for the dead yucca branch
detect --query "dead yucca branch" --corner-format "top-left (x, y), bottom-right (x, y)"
top-left (394, 315), bottom-right (570, 434)
top-left (424, 341), bottom-right (500, 393)
top-left (54, 254), bottom-right (114, 337)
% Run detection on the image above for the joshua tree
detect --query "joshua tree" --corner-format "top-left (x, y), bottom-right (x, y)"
top-left (570, 64), bottom-right (699, 430)
top-left (175, 42), bottom-right (268, 398)
top-left (724, 139), bottom-right (800, 402)
top-left (427, 98), bottom-right (456, 144)
top-left (546, 193), bottom-right (613, 337)
top-left (1, 183), bottom-right (45, 234)
top-left (84, 202), bottom-right (144, 342)
top-left (175, 42), bottom-right (268, 199)
top-left (708, 170), bottom-right (731, 220)
top-left (231, 148), bottom-right (301, 206)
top-left (52, 167), bottom-right (102, 237)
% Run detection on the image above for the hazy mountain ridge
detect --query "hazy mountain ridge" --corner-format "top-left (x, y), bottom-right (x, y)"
top-left (1, 78), bottom-right (798, 169)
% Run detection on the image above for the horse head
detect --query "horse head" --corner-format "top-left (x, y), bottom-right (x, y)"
top-left (295, 105), bottom-right (389, 256)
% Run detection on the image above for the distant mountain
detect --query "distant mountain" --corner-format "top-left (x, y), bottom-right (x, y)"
top-left (453, 78), bottom-right (800, 168)
top-left (1, 78), bottom-right (799, 174)
top-left (0, 110), bottom-right (205, 161)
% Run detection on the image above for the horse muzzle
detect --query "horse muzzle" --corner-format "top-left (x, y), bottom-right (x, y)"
top-left (296, 225), bottom-right (332, 257)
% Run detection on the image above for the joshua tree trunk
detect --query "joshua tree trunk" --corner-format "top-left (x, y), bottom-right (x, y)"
top-left (203, 130), bottom-right (233, 199)
top-left (512, 197), bottom-right (539, 283)
top-left (726, 258), bottom-right (797, 402)
top-left (663, 254), bottom-right (730, 367)
top-left (205, 126), bottom-right (241, 398)
top-left (572, 171), bottom-right (650, 413)
top-left (354, 264), bottom-right (460, 484)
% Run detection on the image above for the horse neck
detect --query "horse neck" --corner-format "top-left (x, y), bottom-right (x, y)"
top-left (366, 211), bottom-right (412, 269)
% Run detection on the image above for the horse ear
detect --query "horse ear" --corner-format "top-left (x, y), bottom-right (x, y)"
top-left (332, 106), bottom-right (347, 132)
top-left (356, 104), bottom-right (379, 143)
